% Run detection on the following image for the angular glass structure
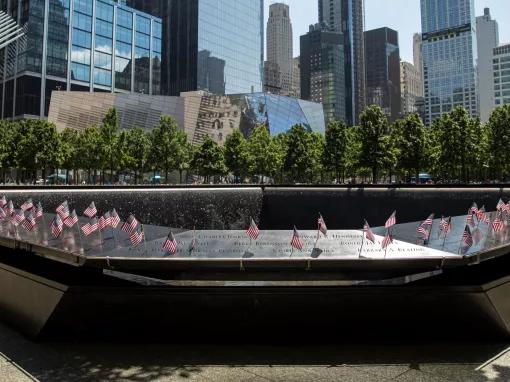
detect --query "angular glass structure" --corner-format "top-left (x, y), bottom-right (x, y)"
top-left (0, 0), bottom-right (161, 119)
top-left (420, 0), bottom-right (478, 125)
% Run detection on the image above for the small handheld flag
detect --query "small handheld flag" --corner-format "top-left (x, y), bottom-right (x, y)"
top-left (122, 214), bottom-right (139, 235)
top-left (98, 211), bottom-right (111, 231)
top-left (363, 221), bottom-right (376, 243)
top-left (12, 210), bottom-right (25, 227)
top-left (492, 213), bottom-right (504, 232)
top-left (497, 199), bottom-right (505, 212)
top-left (5, 200), bottom-right (14, 216)
top-left (130, 225), bottom-right (144, 247)
top-left (417, 225), bottom-right (430, 240)
top-left (462, 225), bottom-right (473, 248)
top-left (64, 209), bottom-right (79, 228)
top-left (83, 202), bottom-right (97, 218)
top-left (0, 207), bottom-right (6, 220)
top-left (246, 218), bottom-right (260, 240)
top-left (22, 212), bottom-right (36, 231)
top-left (470, 202), bottom-right (479, 214)
top-left (110, 209), bottom-right (121, 228)
top-left (162, 230), bottom-right (177, 254)
top-left (34, 202), bottom-right (43, 219)
top-left (385, 211), bottom-right (396, 228)
top-left (382, 231), bottom-right (393, 250)
top-left (0, 196), bottom-right (6, 208)
top-left (57, 204), bottom-right (70, 220)
top-left (421, 214), bottom-right (434, 227)
top-left (318, 213), bottom-right (328, 237)
top-left (81, 217), bottom-right (99, 236)
top-left (56, 200), bottom-right (68, 216)
top-left (20, 198), bottom-right (33, 211)
top-left (51, 215), bottom-right (64, 238)
top-left (291, 227), bottom-right (303, 251)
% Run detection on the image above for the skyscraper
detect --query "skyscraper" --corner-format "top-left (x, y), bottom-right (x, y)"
top-left (265, 3), bottom-right (293, 96)
top-left (318, 0), bottom-right (365, 125)
top-left (0, 0), bottom-right (162, 119)
top-left (476, 8), bottom-right (499, 123)
top-left (420, 0), bottom-right (478, 125)
top-left (128, 0), bottom-right (264, 96)
top-left (364, 27), bottom-right (401, 122)
top-left (400, 61), bottom-right (422, 115)
top-left (300, 23), bottom-right (345, 123)
top-left (413, 33), bottom-right (423, 77)
top-left (492, 44), bottom-right (510, 108)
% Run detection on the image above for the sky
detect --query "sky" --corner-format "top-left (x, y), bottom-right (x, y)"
top-left (264, 0), bottom-right (510, 63)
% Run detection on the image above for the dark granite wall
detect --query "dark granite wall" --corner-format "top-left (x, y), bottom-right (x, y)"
top-left (1, 186), bottom-right (508, 230)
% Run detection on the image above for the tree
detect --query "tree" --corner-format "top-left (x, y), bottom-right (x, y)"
top-left (395, 113), bottom-right (427, 183)
top-left (323, 120), bottom-right (348, 182)
top-left (173, 130), bottom-right (193, 184)
top-left (60, 128), bottom-right (79, 184)
top-left (344, 126), bottom-right (362, 182)
top-left (99, 108), bottom-right (119, 182)
top-left (0, 120), bottom-right (16, 183)
top-left (77, 126), bottom-right (102, 184)
top-left (224, 129), bottom-right (252, 182)
top-left (192, 135), bottom-right (226, 182)
top-left (487, 105), bottom-right (510, 180)
top-left (358, 105), bottom-right (390, 183)
top-left (248, 124), bottom-right (285, 183)
top-left (283, 124), bottom-right (324, 183)
top-left (125, 127), bottom-right (151, 184)
top-left (150, 116), bottom-right (180, 182)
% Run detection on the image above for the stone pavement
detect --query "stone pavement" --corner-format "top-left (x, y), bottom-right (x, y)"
top-left (1, 322), bottom-right (510, 382)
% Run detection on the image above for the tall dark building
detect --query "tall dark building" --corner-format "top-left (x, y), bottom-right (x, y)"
top-left (300, 23), bottom-right (345, 123)
top-left (364, 27), bottom-right (401, 122)
top-left (318, 0), bottom-right (365, 125)
top-left (126, 0), bottom-right (264, 96)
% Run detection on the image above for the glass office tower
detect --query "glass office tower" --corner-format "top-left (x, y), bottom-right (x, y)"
top-left (126, 0), bottom-right (264, 96)
top-left (318, 0), bottom-right (365, 125)
top-left (420, 0), bottom-right (478, 125)
top-left (0, 0), bottom-right (161, 119)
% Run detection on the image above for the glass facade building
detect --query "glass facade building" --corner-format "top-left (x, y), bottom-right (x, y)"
top-left (364, 27), bottom-right (401, 122)
top-left (300, 23), bottom-right (345, 124)
top-left (0, 0), bottom-right (161, 119)
top-left (420, 0), bottom-right (478, 125)
top-left (126, 0), bottom-right (264, 97)
top-left (318, 0), bottom-right (365, 125)
top-left (493, 44), bottom-right (510, 107)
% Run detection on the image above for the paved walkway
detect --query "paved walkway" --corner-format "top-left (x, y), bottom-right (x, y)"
top-left (1, 322), bottom-right (509, 381)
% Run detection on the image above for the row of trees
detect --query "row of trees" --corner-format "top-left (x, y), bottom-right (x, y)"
top-left (0, 104), bottom-right (509, 184)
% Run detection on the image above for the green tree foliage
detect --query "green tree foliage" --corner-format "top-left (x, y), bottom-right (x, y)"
top-left (284, 124), bottom-right (324, 183)
top-left (173, 130), bottom-right (193, 184)
top-left (100, 108), bottom-right (119, 181)
top-left (0, 120), bottom-right (16, 182)
top-left (224, 129), bottom-right (252, 182)
top-left (358, 105), bottom-right (390, 183)
top-left (77, 126), bottom-right (102, 184)
top-left (248, 125), bottom-right (285, 182)
top-left (323, 120), bottom-right (348, 181)
top-left (487, 105), bottom-right (510, 180)
top-left (394, 113), bottom-right (427, 182)
top-left (192, 135), bottom-right (226, 182)
top-left (150, 116), bottom-right (180, 182)
top-left (125, 127), bottom-right (151, 184)
top-left (60, 128), bottom-right (79, 184)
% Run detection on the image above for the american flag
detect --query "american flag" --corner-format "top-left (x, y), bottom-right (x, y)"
top-left (363, 221), bottom-right (376, 243)
top-left (57, 204), bottom-right (70, 220)
top-left (122, 214), bottom-right (138, 235)
top-left (110, 209), bottom-right (121, 228)
top-left (290, 227), bottom-right (303, 251)
top-left (417, 225), bottom-right (430, 240)
top-left (83, 202), bottom-right (97, 218)
top-left (20, 198), bottom-right (33, 211)
top-left (246, 218), bottom-right (260, 240)
top-left (421, 214), bottom-right (434, 227)
top-left (22, 212), bottom-right (36, 231)
top-left (318, 214), bottom-right (328, 236)
top-left (467, 211), bottom-right (475, 227)
top-left (81, 217), bottom-right (99, 236)
top-left (385, 211), bottom-right (396, 228)
top-left (34, 202), bottom-right (43, 219)
top-left (381, 232), bottom-right (393, 249)
top-left (0, 195), bottom-right (6, 208)
top-left (64, 209), bottom-right (78, 228)
top-left (162, 230), bottom-right (177, 254)
top-left (462, 225), bottom-right (473, 248)
top-left (130, 225), bottom-right (144, 247)
top-left (497, 198), bottom-right (505, 211)
top-left (505, 202), bottom-right (510, 214)
top-left (439, 217), bottom-right (452, 234)
top-left (5, 201), bottom-right (14, 216)
top-left (0, 207), bottom-right (6, 220)
top-left (56, 201), bottom-right (68, 216)
top-left (12, 210), bottom-right (25, 227)
top-left (470, 202), bottom-right (479, 214)
top-left (98, 211), bottom-right (111, 230)
top-left (492, 213), bottom-right (505, 232)
top-left (51, 215), bottom-right (63, 238)
top-left (476, 206), bottom-right (487, 221)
